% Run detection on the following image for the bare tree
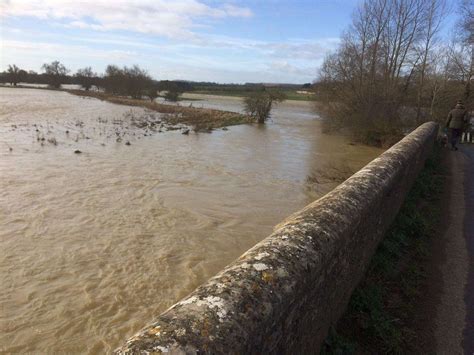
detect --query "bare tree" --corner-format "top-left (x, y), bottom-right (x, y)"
top-left (316, 0), bottom-right (450, 146)
top-left (144, 85), bottom-right (159, 102)
top-left (415, 0), bottom-right (446, 121)
top-left (244, 89), bottom-right (286, 123)
top-left (103, 65), bottom-right (124, 94)
top-left (124, 65), bottom-right (152, 99)
top-left (6, 64), bottom-right (24, 86)
top-left (448, 0), bottom-right (474, 105)
top-left (162, 82), bottom-right (184, 102)
top-left (103, 64), bottom-right (152, 98)
top-left (426, 46), bottom-right (451, 118)
top-left (42, 61), bottom-right (69, 88)
top-left (75, 67), bottom-right (96, 91)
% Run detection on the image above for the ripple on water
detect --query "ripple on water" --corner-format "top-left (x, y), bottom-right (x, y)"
top-left (0, 87), bottom-right (383, 353)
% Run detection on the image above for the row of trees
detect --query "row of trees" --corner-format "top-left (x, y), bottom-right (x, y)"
top-left (3, 61), bottom-right (70, 88)
top-left (316, 0), bottom-right (473, 146)
top-left (1, 61), bottom-right (288, 123)
top-left (0, 62), bottom-right (191, 102)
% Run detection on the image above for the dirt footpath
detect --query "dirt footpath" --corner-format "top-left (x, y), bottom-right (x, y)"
top-left (434, 144), bottom-right (473, 354)
top-left (461, 145), bottom-right (474, 354)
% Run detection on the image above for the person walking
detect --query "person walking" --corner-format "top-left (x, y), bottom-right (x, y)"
top-left (462, 114), bottom-right (473, 143)
top-left (446, 100), bottom-right (469, 150)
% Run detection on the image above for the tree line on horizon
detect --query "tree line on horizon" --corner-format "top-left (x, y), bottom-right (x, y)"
top-left (0, 61), bottom-right (292, 124)
top-left (0, 62), bottom-right (311, 105)
top-left (315, 0), bottom-right (473, 146)
top-left (0, 62), bottom-right (192, 102)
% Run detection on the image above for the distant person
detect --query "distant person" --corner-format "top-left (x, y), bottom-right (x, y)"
top-left (461, 114), bottom-right (473, 143)
top-left (446, 100), bottom-right (468, 150)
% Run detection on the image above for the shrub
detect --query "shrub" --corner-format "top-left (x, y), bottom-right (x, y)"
top-left (244, 89), bottom-right (286, 123)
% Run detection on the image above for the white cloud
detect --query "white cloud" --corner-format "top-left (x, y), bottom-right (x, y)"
top-left (1, 37), bottom-right (320, 83)
top-left (0, 0), bottom-right (253, 39)
top-left (0, 1), bottom-right (339, 83)
top-left (220, 4), bottom-right (253, 18)
top-left (260, 39), bottom-right (340, 60)
top-left (174, 33), bottom-right (339, 60)
top-left (268, 60), bottom-right (317, 77)
top-left (1, 39), bottom-right (136, 71)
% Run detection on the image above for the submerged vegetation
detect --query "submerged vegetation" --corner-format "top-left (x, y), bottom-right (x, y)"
top-left (68, 90), bottom-right (251, 132)
top-left (0, 62), bottom-right (253, 131)
top-left (244, 89), bottom-right (287, 123)
top-left (1, 59), bottom-right (298, 131)
top-left (322, 145), bottom-right (444, 353)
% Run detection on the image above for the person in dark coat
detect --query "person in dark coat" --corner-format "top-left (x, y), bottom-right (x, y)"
top-left (446, 100), bottom-right (469, 150)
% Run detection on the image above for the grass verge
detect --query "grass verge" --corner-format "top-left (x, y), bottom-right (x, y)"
top-left (321, 143), bottom-right (445, 354)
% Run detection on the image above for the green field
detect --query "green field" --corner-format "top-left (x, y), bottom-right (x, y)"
top-left (189, 82), bottom-right (314, 101)
top-left (191, 89), bottom-right (315, 101)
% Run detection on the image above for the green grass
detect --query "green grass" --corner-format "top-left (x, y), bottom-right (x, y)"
top-left (191, 89), bottom-right (315, 101)
top-left (321, 144), bottom-right (445, 354)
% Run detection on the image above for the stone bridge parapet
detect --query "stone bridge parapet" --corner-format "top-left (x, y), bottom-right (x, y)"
top-left (116, 122), bottom-right (438, 354)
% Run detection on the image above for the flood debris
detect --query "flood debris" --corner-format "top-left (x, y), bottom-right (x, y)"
top-left (4, 105), bottom-right (197, 154)
top-left (68, 90), bottom-right (252, 132)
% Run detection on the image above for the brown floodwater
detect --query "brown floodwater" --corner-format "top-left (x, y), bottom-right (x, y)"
top-left (0, 87), bottom-right (382, 353)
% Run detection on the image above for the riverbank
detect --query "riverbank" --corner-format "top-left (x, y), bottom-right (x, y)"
top-left (322, 144), bottom-right (445, 353)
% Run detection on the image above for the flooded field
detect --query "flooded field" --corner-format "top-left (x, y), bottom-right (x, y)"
top-left (0, 87), bottom-right (382, 353)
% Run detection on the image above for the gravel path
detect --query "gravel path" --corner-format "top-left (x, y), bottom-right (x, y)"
top-left (434, 144), bottom-right (474, 354)
top-left (461, 144), bottom-right (474, 354)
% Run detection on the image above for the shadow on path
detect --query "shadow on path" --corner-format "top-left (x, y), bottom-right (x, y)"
top-left (433, 144), bottom-right (473, 354)
top-left (461, 144), bottom-right (474, 354)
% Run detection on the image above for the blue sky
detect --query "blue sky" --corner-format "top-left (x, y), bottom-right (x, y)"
top-left (0, 0), bottom-right (457, 83)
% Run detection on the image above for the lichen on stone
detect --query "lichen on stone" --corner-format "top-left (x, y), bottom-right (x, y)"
top-left (114, 122), bottom-right (438, 355)
top-left (253, 263), bottom-right (269, 271)
top-left (254, 252), bottom-right (270, 260)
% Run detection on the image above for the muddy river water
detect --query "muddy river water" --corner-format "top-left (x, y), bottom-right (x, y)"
top-left (0, 87), bottom-right (382, 353)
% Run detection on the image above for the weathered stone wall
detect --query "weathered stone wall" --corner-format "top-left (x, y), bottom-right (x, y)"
top-left (116, 122), bottom-right (438, 354)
